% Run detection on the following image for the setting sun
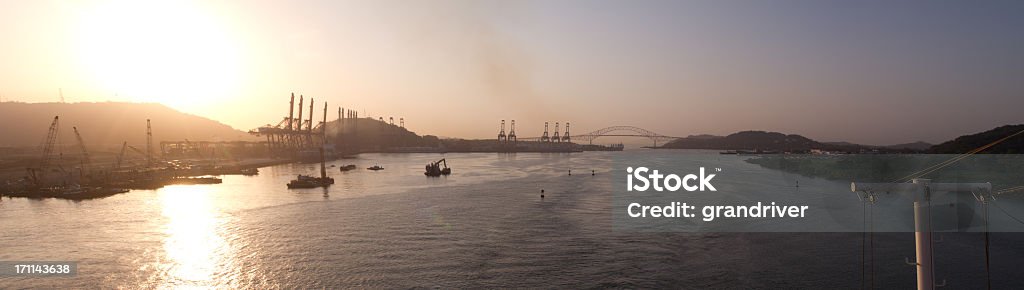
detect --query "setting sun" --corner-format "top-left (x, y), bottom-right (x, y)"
top-left (73, 0), bottom-right (242, 109)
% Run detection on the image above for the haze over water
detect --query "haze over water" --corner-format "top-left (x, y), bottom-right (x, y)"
top-left (2, 151), bottom-right (1022, 288)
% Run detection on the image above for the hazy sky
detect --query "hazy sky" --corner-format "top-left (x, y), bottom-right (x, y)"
top-left (2, 0), bottom-right (1023, 145)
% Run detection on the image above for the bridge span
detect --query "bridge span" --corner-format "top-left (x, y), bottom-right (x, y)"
top-left (509, 123), bottom-right (682, 147)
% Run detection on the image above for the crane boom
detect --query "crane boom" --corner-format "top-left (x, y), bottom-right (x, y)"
top-left (72, 127), bottom-right (92, 176)
top-left (27, 116), bottom-right (61, 187)
top-left (113, 141), bottom-right (128, 170)
top-left (39, 116), bottom-right (60, 168)
top-left (126, 145), bottom-right (152, 160)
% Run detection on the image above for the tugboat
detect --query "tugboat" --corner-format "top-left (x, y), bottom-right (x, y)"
top-left (367, 165), bottom-right (384, 171)
top-left (339, 164), bottom-right (357, 172)
top-left (287, 148), bottom-right (334, 189)
top-left (424, 158), bottom-right (451, 176)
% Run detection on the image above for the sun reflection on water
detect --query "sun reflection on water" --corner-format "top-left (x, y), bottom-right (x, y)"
top-left (157, 185), bottom-right (234, 287)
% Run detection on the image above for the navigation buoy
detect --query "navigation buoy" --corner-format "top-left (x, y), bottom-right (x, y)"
top-left (592, 170), bottom-right (595, 176)
top-left (568, 170), bottom-right (572, 176)
top-left (541, 189), bottom-right (545, 199)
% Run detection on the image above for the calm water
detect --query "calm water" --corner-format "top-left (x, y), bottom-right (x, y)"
top-left (1, 151), bottom-right (1022, 288)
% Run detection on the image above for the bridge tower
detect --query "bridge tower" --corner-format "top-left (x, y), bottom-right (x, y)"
top-left (509, 120), bottom-right (517, 143)
top-left (563, 122), bottom-right (570, 143)
top-left (498, 120), bottom-right (507, 143)
top-left (389, 117), bottom-right (394, 126)
top-left (553, 122), bottom-right (561, 142)
top-left (541, 122), bottom-right (550, 142)
top-left (400, 118), bottom-right (405, 128)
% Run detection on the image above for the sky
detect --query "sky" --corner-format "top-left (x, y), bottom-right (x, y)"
top-left (1, 0), bottom-right (1023, 145)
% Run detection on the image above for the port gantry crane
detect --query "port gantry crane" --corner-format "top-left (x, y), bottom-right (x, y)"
top-left (498, 120), bottom-right (507, 143)
top-left (250, 93), bottom-right (333, 155)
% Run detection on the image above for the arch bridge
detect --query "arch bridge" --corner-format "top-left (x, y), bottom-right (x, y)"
top-left (520, 126), bottom-right (680, 146)
top-left (573, 126), bottom-right (680, 146)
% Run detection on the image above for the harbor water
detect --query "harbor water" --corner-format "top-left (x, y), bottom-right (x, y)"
top-left (2, 151), bottom-right (1022, 288)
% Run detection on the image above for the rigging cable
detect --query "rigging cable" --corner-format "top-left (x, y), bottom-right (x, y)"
top-left (991, 200), bottom-right (1024, 226)
top-left (891, 128), bottom-right (1024, 183)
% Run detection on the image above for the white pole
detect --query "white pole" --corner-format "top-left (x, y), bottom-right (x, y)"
top-left (852, 180), bottom-right (990, 290)
top-left (913, 179), bottom-right (934, 290)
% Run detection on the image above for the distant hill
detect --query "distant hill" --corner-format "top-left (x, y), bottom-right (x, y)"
top-left (323, 117), bottom-right (439, 151)
top-left (685, 134), bottom-right (722, 140)
top-left (661, 125), bottom-right (1024, 154)
top-left (661, 131), bottom-right (825, 151)
top-left (885, 141), bottom-right (932, 151)
top-left (0, 102), bottom-right (257, 150)
top-left (661, 131), bottom-right (933, 153)
top-left (929, 124), bottom-right (1024, 154)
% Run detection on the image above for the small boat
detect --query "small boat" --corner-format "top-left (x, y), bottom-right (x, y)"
top-left (339, 164), bottom-right (357, 172)
top-left (240, 168), bottom-right (259, 175)
top-left (367, 165), bottom-right (384, 171)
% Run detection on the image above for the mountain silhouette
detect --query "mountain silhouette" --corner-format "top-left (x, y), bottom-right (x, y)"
top-left (929, 124), bottom-right (1024, 154)
top-left (0, 102), bottom-right (257, 151)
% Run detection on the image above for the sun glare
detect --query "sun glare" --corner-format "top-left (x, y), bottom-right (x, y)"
top-left (74, 0), bottom-right (242, 109)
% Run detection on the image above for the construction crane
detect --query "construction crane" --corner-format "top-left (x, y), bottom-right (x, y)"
top-left (113, 141), bottom-right (128, 171)
top-left (127, 145), bottom-right (151, 162)
top-left (72, 126), bottom-right (92, 178)
top-left (27, 116), bottom-right (62, 187)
